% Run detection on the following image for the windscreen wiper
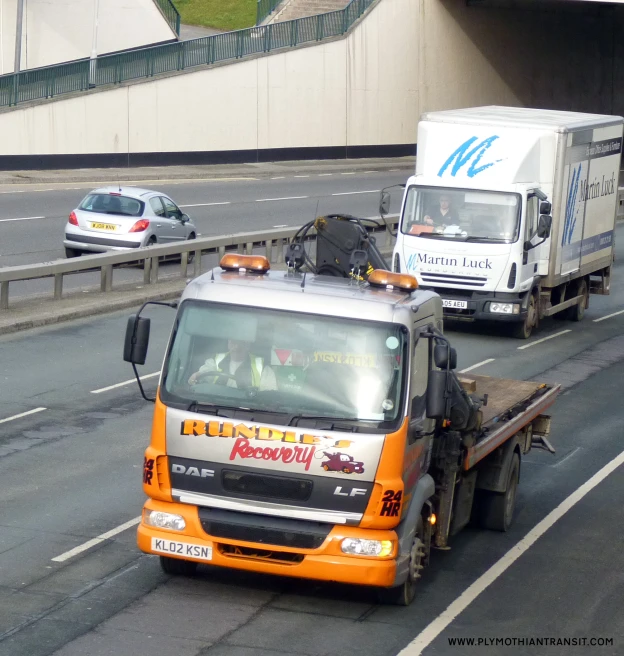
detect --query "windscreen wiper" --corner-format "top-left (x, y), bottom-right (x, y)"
top-left (187, 401), bottom-right (236, 416)
top-left (287, 414), bottom-right (371, 432)
top-left (464, 236), bottom-right (509, 243)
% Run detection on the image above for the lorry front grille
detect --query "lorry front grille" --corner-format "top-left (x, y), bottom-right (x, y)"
top-left (219, 544), bottom-right (304, 564)
top-left (199, 508), bottom-right (332, 550)
top-left (421, 272), bottom-right (487, 287)
top-left (222, 470), bottom-right (312, 502)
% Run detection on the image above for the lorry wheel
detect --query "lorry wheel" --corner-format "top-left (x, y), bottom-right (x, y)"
top-left (567, 279), bottom-right (588, 322)
top-left (377, 518), bottom-right (425, 606)
top-left (512, 292), bottom-right (538, 339)
top-left (159, 556), bottom-right (198, 576)
top-left (477, 453), bottom-right (520, 532)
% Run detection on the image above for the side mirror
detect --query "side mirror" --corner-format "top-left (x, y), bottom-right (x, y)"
top-left (426, 370), bottom-right (447, 419)
top-left (433, 343), bottom-right (457, 370)
top-left (537, 214), bottom-right (552, 239)
top-left (123, 314), bottom-right (151, 365)
top-left (379, 191), bottom-right (391, 216)
top-left (180, 213), bottom-right (190, 223)
top-left (539, 200), bottom-right (552, 215)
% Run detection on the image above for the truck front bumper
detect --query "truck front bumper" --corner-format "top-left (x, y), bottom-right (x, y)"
top-left (137, 499), bottom-right (397, 588)
top-left (421, 288), bottom-right (529, 323)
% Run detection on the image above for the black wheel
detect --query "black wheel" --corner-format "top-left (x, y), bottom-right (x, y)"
top-left (567, 279), bottom-right (588, 322)
top-left (159, 556), bottom-right (198, 576)
top-left (477, 453), bottom-right (520, 532)
top-left (147, 236), bottom-right (157, 246)
top-left (512, 292), bottom-right (538, 339)
top-left (377, 517), bottom-right (425, 606)
top-left (186, 233), bottom-right (196, 264)
top-left (65, 247), bottom-right (81, 258)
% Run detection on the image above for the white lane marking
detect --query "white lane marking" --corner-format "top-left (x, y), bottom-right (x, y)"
top-left (459, 358), bottom-right (495, 373)
top-left (179, 202), bottom-right (231, 208)
top-left (593, 309), bottom-right (624, 323)
top-left (332, 190), bottom-right (379, 196)
top-left (340, 172), bottom-right (356, 175)
top-left (317, 173), bottom-right (332, 177)
top-left (294, 175), bottom-right (310, 178)
top-left (273, 224), bottom-right (288, 228)
top-left (0, 190), bottom-right (25, 194)
top-left (91, 371), bottom-right (160, 394)
top-left (270, 176), bottom-right (285, 180)
top-left (517, 329), bottom-right (572, 350)
top-left (0, 216), bottom-right (45, 223)
top-left (51, 516), bottom-right (142, 563)
top-left (364, 171), bottom-right (378, 173)
top-left (256, 196), bottom-right (308, 202)
top-left (0, 407), bottom-right (47, 424)
top-left (398, 447), bottom-right (624, 656)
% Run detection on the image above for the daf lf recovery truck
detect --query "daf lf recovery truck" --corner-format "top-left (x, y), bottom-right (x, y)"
top-left (385, 106), bottom-right (623, 338)
top-left (124, 253), bottom-right (560, 605)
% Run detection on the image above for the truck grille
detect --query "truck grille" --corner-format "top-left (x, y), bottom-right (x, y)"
top-left (421, 272), bottom-right (487, 287)
top-left (199, 508), bottom-right (332, 550)
top-left (222, 470), bottom-right (312, 502)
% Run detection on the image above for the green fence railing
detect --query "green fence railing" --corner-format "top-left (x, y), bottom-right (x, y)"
top-left (153, 0), bottom-right (181, 36)
top-left (0, 0), bottom-right (376, 109)
top-left (257, 0), bottom-right (282, 25)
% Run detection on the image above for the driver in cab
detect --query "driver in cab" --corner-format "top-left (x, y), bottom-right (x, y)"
top-left (424, 194), bottom-right (459, 229)
top-left (188, 339), bottom-right (277, 391)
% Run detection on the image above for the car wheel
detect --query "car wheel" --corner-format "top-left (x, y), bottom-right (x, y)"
top-left (159, 556), bottom-right (198, 576)
top-left (65, 247), bottom-right (81, 258)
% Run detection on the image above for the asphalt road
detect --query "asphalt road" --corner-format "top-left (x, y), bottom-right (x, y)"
top-left (1, 229), bottom-right (624, 655)
top-left (0, 167), bottom-right (409, 299)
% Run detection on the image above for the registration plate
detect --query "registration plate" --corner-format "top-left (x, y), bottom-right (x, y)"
top-left (90, 222), bottom-right (117, 231)
top-left (442, 299), bottom-right (468, 309)
top-left (151, 537), bottom-right (213, 561)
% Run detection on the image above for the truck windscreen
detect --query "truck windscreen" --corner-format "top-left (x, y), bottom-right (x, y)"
top-left (160, 300), bottom-right (407, 428)
top-left (401, 186), bottom-right (521, 242)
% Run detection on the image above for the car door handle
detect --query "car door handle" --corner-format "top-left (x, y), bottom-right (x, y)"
top-left (156, 223), bottom-right (162, 228)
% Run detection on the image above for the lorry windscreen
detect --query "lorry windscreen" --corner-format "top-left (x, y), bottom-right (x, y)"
top-left (401, 186), bottom-right (521, 243)
top-left (161, 300), bottom-right (407, 429)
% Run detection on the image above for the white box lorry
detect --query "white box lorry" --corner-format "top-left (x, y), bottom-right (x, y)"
top-left (386, 106), bottom-right (623, 338)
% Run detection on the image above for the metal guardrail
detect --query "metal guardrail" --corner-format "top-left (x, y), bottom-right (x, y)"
top-left (257, 0), bottom-right (282, 25)
top-left (0, 219), bottom-right (398, 311)
top-left (0, 0), bottom-right (376, 108)
top-left (153, 0), bottom-right (181, 36)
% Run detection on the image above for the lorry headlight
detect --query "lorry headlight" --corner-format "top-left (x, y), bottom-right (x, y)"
top-left (144, 510), bottom-right (186, 531)
top-left (341, 538), bottom-right (393, 557)
top-left (489, 302), bottom-right (519, 315)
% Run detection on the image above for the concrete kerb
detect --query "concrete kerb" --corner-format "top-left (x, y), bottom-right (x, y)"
top-left (0, 157), bottom-right (415, 186)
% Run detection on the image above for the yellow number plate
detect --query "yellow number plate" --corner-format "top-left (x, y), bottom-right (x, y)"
top-left (91, 222), bottom-right (117, 231)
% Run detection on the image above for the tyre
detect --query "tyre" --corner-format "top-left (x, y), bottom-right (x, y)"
top-left (65, 246), bottom-right (81, 258)
top-left (377, 517), bottom-right (425, 606)
top-left (512, 292), bottom-right (538, 339)
top-left (159, 556), bottom-right (198, 576)
top-left (567, 279), bottom-right (588, 322)
top-left (477, 453), bottom-right (520, 532)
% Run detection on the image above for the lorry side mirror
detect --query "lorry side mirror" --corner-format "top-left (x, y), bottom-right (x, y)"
top-left (539, 200), bottom-right (552, 215)
top-left (426, 369), bottom-right (447, 419)
top-left (123, 314), bottom-right (151, 365)
top-left (433, 344), bottom-right (457, 370)
top-left (537, 214), bottom-right (552, 239)
top-left (379, 191), bottom-right (391, 216)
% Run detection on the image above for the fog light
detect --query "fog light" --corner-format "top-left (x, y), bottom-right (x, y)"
top-left (341, 538), bottom-right (393, 557)
top-left (489, 302), bottom-right (518, 315)
top-left (144, 510), bottom-right (186, 531)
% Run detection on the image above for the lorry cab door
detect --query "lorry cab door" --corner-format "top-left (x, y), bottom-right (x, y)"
top-left (520, 193), bottom-right (540, 285)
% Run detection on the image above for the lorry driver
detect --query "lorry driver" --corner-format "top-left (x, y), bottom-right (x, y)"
top-left (188, 339), bottom-right (278, 391)
top-left (424, 194), bottom-right (459, 228)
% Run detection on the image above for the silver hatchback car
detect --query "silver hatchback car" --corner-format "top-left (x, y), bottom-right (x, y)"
top-left (63, 186), bottom-right (197, 258)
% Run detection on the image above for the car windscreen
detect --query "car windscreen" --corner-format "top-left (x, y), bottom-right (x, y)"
top-left (78, 194), bottom-right (144, 217)
top-left (161, 300), bottom-right (408, 431)
top-left (401, 186), bottom-right (521, 243)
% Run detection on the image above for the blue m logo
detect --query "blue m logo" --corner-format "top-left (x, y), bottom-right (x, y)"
top-left (437, 136), bottom-right (503, 178)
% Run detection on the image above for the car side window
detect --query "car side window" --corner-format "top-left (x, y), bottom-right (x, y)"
top-left (162, 197), bottom-right (183, 220)
top-left (149, 197), bottom-right (166, 217)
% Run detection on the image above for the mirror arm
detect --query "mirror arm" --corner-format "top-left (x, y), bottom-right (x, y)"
top-left (134, 362), bottom-right (156, 403)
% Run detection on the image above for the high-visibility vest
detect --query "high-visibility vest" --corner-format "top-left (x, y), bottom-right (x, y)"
top-left (214, 353), bottom-right (264, 387)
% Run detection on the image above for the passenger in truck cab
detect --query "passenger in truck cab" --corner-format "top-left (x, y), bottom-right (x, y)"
top-left (188, 339), bottom-right (277, 390)
top-left (424, 194), bottom-right (459, 228)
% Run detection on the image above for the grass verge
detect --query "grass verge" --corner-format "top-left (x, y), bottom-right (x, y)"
top-left (174, 0), bottom-right (257, 31)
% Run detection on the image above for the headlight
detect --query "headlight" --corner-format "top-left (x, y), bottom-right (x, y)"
top-left (489, 302), bottom-right (519, 315)
top-left (341, 538), bottom-right (393, 557)
top-left (144, 510), bottom-right (186, 531)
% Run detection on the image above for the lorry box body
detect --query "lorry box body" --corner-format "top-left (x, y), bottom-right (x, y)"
top-left (393, 106), bottom-right (623, 337)
top-left (127, 256), bottom-right (560, 605)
